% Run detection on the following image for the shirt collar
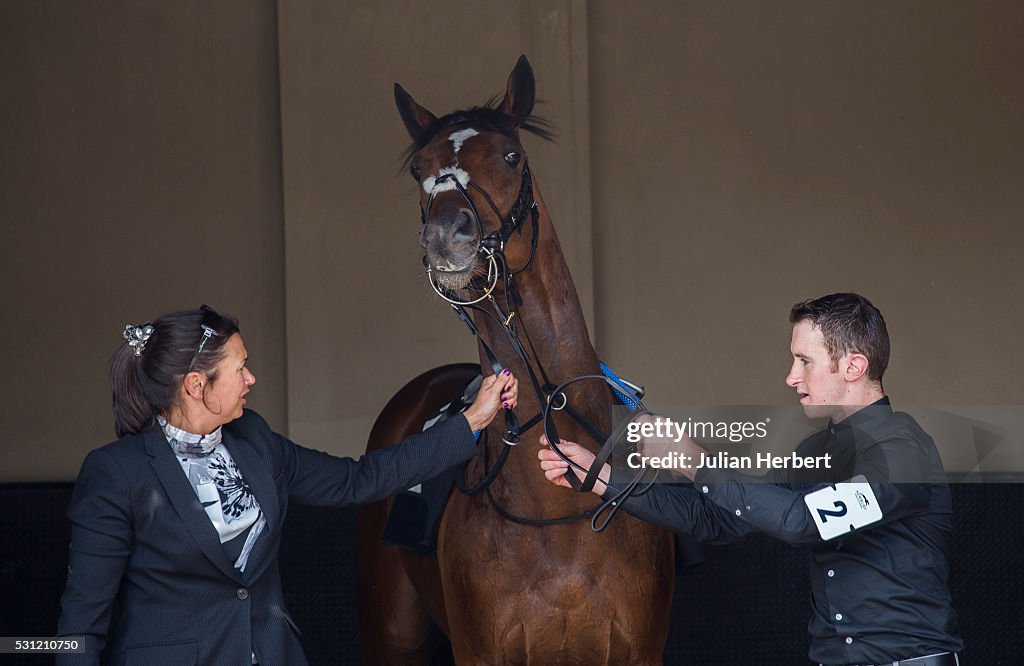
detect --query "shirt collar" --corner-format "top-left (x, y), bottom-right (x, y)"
top-left (157, 415), bottom-right (223, 458)
top-left (828, 395), bottom-right (892, 434)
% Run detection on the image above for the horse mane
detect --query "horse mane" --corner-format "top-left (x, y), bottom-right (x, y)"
top-left (401, 97), bottom-right (555, 168)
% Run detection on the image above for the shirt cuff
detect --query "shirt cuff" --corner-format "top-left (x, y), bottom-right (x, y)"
top-left (600, 480), bottom-right (629, 502)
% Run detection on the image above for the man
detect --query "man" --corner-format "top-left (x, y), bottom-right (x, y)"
top-left (538, 293), bottom-right (962, 665)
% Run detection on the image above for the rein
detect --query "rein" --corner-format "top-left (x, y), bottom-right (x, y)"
top-left (422, 158), bottom-right (656, 531)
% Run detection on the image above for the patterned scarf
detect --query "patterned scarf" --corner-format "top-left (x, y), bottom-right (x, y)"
top-left (159, 416), bottom-right (222, 457)
top-left (157, 416), bottom-right (265, 571)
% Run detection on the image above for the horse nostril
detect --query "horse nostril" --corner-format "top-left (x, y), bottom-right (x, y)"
top-left (419, 225), bottom-right (436, 249)
top-left (451, 209), bottom-right (477, 245)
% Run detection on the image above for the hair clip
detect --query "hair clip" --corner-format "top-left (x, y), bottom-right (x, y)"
top-left (186, 324), bottom-right (218, 373)
top-left (196, 325), bottom-right (215, 355)
top-left (123, 323), bottom-right (155, 357)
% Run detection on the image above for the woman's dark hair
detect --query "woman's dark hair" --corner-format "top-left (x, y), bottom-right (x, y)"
top-left (110, 305), bottom-right (240, 437)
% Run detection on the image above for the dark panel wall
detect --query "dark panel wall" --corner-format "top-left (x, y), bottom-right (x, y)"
top-left (3, 483), bottom-right (1020, 663)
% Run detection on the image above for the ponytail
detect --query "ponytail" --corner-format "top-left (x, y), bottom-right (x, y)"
top-left (110, 342), bottom-right (155, 437)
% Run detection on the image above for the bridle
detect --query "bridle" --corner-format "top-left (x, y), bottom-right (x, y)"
top-left (421, 155), bottom-right (539, 305)
top-left (420, 154), bottom-right (658, 531)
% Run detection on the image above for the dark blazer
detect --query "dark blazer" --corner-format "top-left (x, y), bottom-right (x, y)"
top-left (57, 409), bottom-right (476, 665)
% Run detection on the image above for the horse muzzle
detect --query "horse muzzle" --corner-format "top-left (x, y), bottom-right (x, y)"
top-left (421, 206), bottom-right (485, 282)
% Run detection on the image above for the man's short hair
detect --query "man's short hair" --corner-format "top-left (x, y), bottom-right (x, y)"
top-left (789, 293), bottom-right (890, 385)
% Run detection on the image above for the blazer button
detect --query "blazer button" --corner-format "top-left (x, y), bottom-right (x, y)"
top-left (237, 588), bottom-right (249, 600)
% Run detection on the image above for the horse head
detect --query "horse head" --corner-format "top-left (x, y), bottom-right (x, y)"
top-left (395, 56), bottom-right (551, 293)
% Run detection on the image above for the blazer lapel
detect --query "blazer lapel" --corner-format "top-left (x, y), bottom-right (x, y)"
top-left (145, 429), bottom-right (243, 584)
top-left (222, 429), bottom-right (280, 583)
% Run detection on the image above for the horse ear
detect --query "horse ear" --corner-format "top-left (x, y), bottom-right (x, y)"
top-left (498, 55), bottom-right (535, 124)
top-left (394, 83), bottom-right (438, 141)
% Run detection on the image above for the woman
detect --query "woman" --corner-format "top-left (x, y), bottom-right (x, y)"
top-left (57, 305), bottom-right (517, 665)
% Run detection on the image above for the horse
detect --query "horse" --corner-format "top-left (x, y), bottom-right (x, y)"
top-left (356, 56), bottom-right (675, 665)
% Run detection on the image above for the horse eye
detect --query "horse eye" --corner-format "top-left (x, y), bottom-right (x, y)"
top-left (409, 165), bottom-right (421, 182)
top-left (504, 152), bottom-right (521, 167)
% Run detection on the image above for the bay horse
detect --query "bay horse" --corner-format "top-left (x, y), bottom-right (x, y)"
top-left (356, 56), bottom-right (675, 665)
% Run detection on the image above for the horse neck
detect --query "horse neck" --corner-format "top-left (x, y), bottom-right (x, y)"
top-left (476, 188), bottom-right (598, 393)
top-left (475, 185), bottom-right (606, 514)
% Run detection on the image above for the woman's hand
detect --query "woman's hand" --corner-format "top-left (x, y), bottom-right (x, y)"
top-left (463, 370), bottom-right (519, 432)
top-left (537, 434), bottom-right (609, 495)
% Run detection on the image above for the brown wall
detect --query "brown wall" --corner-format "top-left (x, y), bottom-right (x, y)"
top-left (2, 1), bottom-right (1021, 481)
top-left (589, 2), bottom-right (1024, 410)
top-left (1, 1), bottom-right (286, 480)
top-left (276, 0), bottom-right (595, 450)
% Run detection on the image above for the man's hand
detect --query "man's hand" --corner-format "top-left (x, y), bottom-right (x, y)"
top-left (537, 434), bottom-right (610, 495)
top-left (632, 412), bottom-right (705, 481)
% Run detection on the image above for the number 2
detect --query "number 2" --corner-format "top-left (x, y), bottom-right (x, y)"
top-left (817, 501), bottom-right (847, 522)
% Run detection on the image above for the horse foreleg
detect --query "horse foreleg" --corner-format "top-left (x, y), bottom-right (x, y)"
top-left (357, 499), bottom-right (446, 665)
top-left (356, 364), bottom-right (481, 664)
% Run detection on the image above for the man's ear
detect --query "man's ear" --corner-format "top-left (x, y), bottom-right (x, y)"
top-left (843, 353), bottom-right (870, 383)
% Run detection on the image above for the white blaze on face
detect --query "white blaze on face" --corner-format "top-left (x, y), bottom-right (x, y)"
top-left (422, 127), bottom-right (479, 194)
top-left (448, 128), bottom-right (478, 154)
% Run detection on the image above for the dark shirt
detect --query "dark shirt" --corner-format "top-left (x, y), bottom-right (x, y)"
top-left (605, 398), bottom-right (962, 665)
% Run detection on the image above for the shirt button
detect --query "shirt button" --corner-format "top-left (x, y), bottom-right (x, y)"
top-left (835, 613), bottom-right (843, 621)
top-left (701, 485), bottom-right (709, 493)
top-left (845, 637), bottom-right (853, 645)
top-left (237, 588), bottom-right (249, 600)
top-left (735, 509), bottom-right (742, 516)
top-left (827, 570), bottom-right (835, 577)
